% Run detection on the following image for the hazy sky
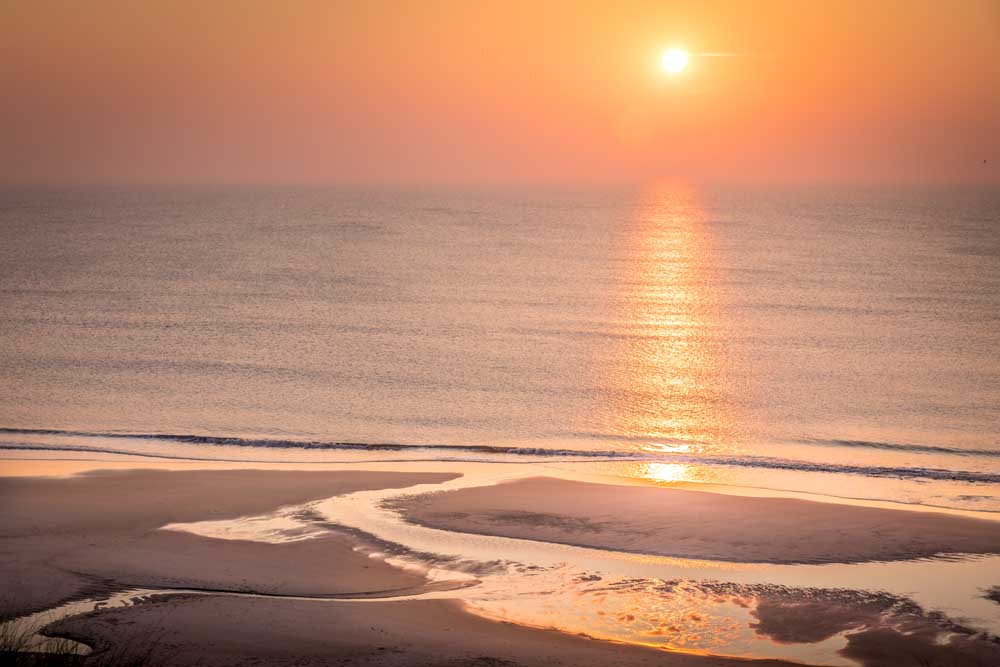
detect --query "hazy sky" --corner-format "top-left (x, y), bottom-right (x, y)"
top-left (2, 0), bottom-right (999, 186)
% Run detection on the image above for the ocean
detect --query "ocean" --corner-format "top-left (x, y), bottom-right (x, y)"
top-left (2, 185), bottom-right (998, 509)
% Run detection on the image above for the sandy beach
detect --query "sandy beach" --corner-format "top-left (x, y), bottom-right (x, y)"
top-left (394, 476), bottom-right (1000, 564)
top-left (0, 469), bottom-right (459, 620)
top-left (1, 467), bottom-right (814, 667)
top-left (48, 595), bottom-right (801, 667)
top-left (3, 467), bottom-right (1000, 667)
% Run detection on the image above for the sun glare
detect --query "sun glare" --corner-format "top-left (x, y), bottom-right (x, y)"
top-left (661, 48), bottom-right (689, 74)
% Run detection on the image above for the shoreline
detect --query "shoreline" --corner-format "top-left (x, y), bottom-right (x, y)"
top-left (4, 455), bottom-right (998, 524)
top-left (3, 464), bottom-right (1000, 666)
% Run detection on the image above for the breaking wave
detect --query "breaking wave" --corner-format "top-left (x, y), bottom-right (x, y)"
top-left (2, 427), bottom-right (998, 484)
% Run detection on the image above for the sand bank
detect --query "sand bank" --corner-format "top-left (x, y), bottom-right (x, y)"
top-left (0, 469), bottom-right (458, 619)
top-left (393, 476), bottom-right (1000, 563)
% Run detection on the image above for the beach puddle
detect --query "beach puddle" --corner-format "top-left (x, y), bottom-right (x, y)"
top-left (162, 505), bottom-right (330, 544)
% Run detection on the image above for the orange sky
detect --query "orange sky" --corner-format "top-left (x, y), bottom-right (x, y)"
top-left (2, 0), bottom-right (998, 186)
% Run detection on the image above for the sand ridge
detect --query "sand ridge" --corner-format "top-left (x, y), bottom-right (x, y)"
top-left (392, 476), bottom-right (1000, 564)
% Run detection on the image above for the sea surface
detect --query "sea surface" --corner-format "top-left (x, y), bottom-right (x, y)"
top-left (2, 185), bottom-right (999, 509)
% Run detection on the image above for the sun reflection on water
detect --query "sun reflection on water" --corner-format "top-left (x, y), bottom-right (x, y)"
top-left (604, 184), bottom-right (737, 459)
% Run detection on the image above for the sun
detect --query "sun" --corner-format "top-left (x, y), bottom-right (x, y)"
top-left (661, 48), bottom-right (689, 74)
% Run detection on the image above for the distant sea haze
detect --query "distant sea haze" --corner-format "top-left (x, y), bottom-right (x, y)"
top-left (2, 186), bottom-right (998, 509)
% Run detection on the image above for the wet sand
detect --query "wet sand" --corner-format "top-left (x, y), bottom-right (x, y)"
top-left (1, 467), bottom-right (807, 667)
top-left (48, 594), bottom-right (798, 667)
top-left (393, 476), bottom-right (1000, 563)
top-left (0, 469), bottom-right (459, 619)
top-left (4, 468), bottom-right (1000, 667)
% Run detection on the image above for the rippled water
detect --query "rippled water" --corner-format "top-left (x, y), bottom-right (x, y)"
top-left (1, 186), bottom-right (998, 508)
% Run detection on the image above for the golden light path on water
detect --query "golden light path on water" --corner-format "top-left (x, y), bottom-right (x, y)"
top-left (603, 188), bottom-right (997, 505)
top-left (603, 183), bottom-right (739, 481)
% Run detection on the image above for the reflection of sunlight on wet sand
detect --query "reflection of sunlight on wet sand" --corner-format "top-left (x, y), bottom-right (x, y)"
top-left (605, 185), bottom-right (737, 479)
top-left (636, 462), bottom-right (696, 484)
top-left (465, 571), bottom-right (746, 655)
top-left (580, 579), bottom-right (747, 653)
top-left (462, 570), bottom-right (856, 666)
